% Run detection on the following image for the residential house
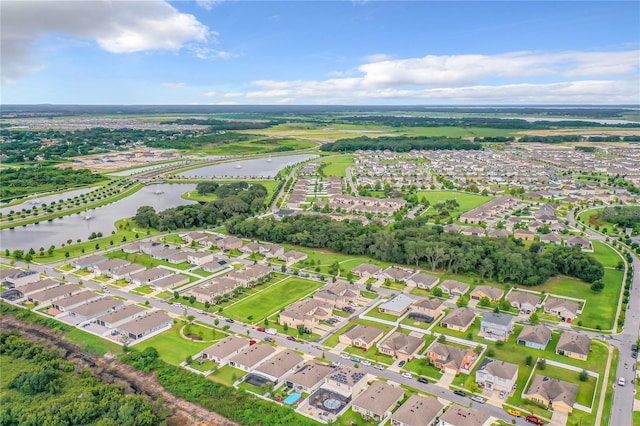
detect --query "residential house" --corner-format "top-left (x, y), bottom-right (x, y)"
top-left (240, 242), bottom-right (261, 255)
top-left (187, 252), bottom-right (215, 266)
top-left (488, 229), bottom-right (510, 238)
top-left (19, 279), bottom-right (60, 296)
top-left (117, 311), bottom-right (173, 341)
top-left (426, 342), bottom-right (477, 374)
top-left (313, 282), bottom-right (358, 309)
top-left (437, 405), bottom-right (490, 426)
top-left (507, 291), bottom-right (542, 314)
top-left (128, 267), bottom-right (171, 286)
top-left (479, 313), bottom-right (515, 341)
top-left (28, 284), bottom-right (81, 305)
top-left (183, 231), bottom-right (208, 243)
top-left (190, 278), bottom-right (241, 304)
top-left (200, 260), bottom-right (227, 274)
top-left (201, 335), bottom-right (250, 365)
top-left (273, 209), bottom-right (295, 220)
top-left (443, 224), bottom-right (462, 234)
top-left (227, 264), bottom-right (272, 287)
top-left (285, 362), bottom-right (334, 394)
top-left (517, 325), bottom-right (553, 350)
top-left (260, 243), bottom-right (285, 259)
top-left (253, 350), bottom-right (304, 383)
top-left (66, 297), bottom-right (125, 322)
top-left (280, 250), bottom-right (308, 265)
top-left (380, 266), bottom-right (412, 282)
top-left (279, 298), bottom-right (332, 331)
top-left (440, 308), bottom-right (476, 332)
top-left (51, 290), bottom-right (102, 312)
top-left (352, 381), bottom-right (405, 422)
top-left (1, 269), bottom-right (40, 288)
top-left (378, 294), bottom-right (413, 316)
top-left (166, 252), bottom-right (190, 264)
top-left (565, 236), bottom-right (594, 252)
top-left (216, 236), bottom-right (243, 251)
top-left (150, 274), bottom-right (189, 291)
top-left (110, 263), bottom-right (146, 280)
top-left (95, 304), bottom-right (146, 328)
top-left (525, 375), bottom-right (578, 413)
top-left (73, 254), bottom-right (108, 269)
top-left (475, 358), bottom-right (518, 393)
top-left (92, 259), bottom-right (130, 276)
top-left (470, 285), bottom-right (504, 302)
top-left (405, 272), bottom-right (439, 290)
top-left (544, 298), bottom-right (580, 323)
top-left (390, 394), bottom-right (444, 426)
top-left (555, 332), bottom-right (591, 361)
top-left (540, 233), bottom-right (562, 245)
top-left (410, 298), bottom-right (445, 323)
top-left (151, 248), bottom-right (181, 261)
top-left (351, 263), bottom-right (383, 279)
top-left (228, 344), bottom-right (276, 372)
top-left (377, 332), bottom-right (425, 361)
top-left (513, 229), bottom-right (536, 241)
top-left (339, 324), bottom-right (384, 350)
top-left (461, 226), bottom-right (485, 237)
top-left (439, 280), bottom-right (470, 296)
top-left (324, 366), bottom-right (368, 396)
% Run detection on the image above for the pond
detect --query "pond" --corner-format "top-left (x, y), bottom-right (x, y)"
top-left (177, 154), bottom-right (317, 178)
top-left (0, 184), bottom-right (196, 251)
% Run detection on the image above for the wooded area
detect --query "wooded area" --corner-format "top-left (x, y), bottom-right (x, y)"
top-left (320, 136), bottom-right (481, 152)
top-left (0, 166), bottom-right (104, 200)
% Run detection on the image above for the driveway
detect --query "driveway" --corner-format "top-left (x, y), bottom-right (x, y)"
top-left (436, 369), bottom-right (456, 388)
top-left (550, 410), bottom-right (568, 426)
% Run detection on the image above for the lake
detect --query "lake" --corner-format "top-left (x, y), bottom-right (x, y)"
top-left (177, 154), bottom-right (317, 178)
top-left (0, 184), bottom-right (196, 251)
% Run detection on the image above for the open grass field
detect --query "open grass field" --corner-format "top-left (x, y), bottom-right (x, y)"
top-left (590, 240), bottom-right (623, 268)
top-left (65, 328), bottom-right (123, 356)
top-left (194, 138), bottom-right (318, 156)
top-left (208, 365), bottom-right (247, 386)
top-left (319, 154), bottom-right (354, 178)
top-left (135, 323), bottom-right (212, 365)
top-left (222, 276), bottom-right (324, 323)
top-left (415, 191), bottom-right (492, 215)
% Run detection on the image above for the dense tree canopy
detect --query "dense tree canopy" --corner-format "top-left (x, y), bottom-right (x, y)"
top-left (228, 215), bottom-right (604, 286)
top-left (0, 166), bottom-right (104, 200)
top-left (320, 136), bottom-right (481, 152)
top-left (598, 206), bottom-right (640, 229)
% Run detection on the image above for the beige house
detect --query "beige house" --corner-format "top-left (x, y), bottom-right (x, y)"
top-left (544, 298), bottom-right (580, 323)
top-left (351, 263), bottom-right (383, 279)
top-left (380, 266), bottom-right (413, 282)
top-left (390, 394), bottom-right (444, 426)
top-left (352, 381), bottom-right (405, 422)
top-left (187, 251), bottom-right (215, 266)
top-left (324, 366), bottom-right (368, 396)
top-left (525, 375), bottom-right (577, 413)
top-left (439, 280), bottom-right (470, 296)
top-left (405, 272), bottom-right (439, 290)
top-left (410, 298), bottom-right (445, 320)
top-left (215, 236), bottom-right (243, 251)
top-left (475, 358), bottom-right (518, 393)
top-left (377, 332), bottom-right (425, 361)
top-left (279, 298), bottom-right (332, 331)
top-left (228, 344), bottom-right (276, 372)
top-left (280, 250), bottom-right (308, 265)
top-left (339, 324), bottom-right (384, 350)
top-left (201, 335), bottom-right (250, 365)
top-left (507, 291), bottom-right (542, 314)
top-left (437, 405), bottom-right (491, 426)
top-left (440, 308), bottom-right (476, 332)
top-left (253, 350), bottom-right (304, 383)
top-left (470, 285), bottom-right (504, 302)
top-left (555, 332), bottom-right (591, 361)
top-left (426, 342), bottom-right (477, 374)
top-left (28, 284), bottom-right (81, 305)
top-left (513, 229), bottom-right (536, 241)
top-left (313, 282), bottom-right (358, 309)
top-left (285, 362), bottom-right (334, 394)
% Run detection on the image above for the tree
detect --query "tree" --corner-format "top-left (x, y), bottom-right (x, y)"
top-left (529, 312), bottom-right (540, 324)
top-left (185, 355), bottom-right (192, 365)
top-left (537, 359), bottom-right (546, 371)
top-left (24, 253), bottom-right (33, 263)
top-left (591, 280), bottom-right (605, 292)
top-left (283, 323), bottom-right (288, 331)
top-left (432, 287), bottom-right (443, 298)
top-left (437, 334), bottom-right (446, 343)
top-left (579, 370), bottom-right (589, 382)
top-left (173, 291), bottom-right (179, 299)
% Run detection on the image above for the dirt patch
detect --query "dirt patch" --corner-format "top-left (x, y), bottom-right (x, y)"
top-left (185, 333), bottom-right (203, 341)
top-left (587, 214), bottom-right (605, 227)
top-left (1, 315), bottom-right (238, 426)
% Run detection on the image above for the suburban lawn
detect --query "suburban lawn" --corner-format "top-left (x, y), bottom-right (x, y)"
top-left (319, 155), bottom-right (354, 178)
top-left (135, 323), bottom-right (211, 365)
top-left (533, 363), bottom-right (597, 408)
top-left (65, 328), bottom-right (122, 356)
top-left (222, 277), bottom-right (325, 323)
top-left (414, 191), bottom-right (492, 216)
top-left (208, 365), bottom-right (247, 386)
top-left (590, 240), bottom-right (624, 268)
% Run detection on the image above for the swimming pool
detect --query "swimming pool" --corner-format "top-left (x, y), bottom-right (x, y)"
top-left (284, 392), bottom-right (302, 405)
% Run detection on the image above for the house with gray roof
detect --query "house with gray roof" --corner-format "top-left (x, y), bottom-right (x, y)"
top-left (1, 269), bottom-right (39, 288)
top-left (525, 375), bottom-right (578, 413)
top-left (556, 331), bottom-right (591, 361)
top-left (93, 259), bottom-right (131, 276)
top-left (128, 267), bottom-right (171, 286)
top-left (339, 324), bottom-right (384, 350)
top-left (405, 272), bottom-right (439, 290)
top-left (150, 274), bottom-right (189, 290)
top-left (28, 284), bottom-right (81, 305)
top-left (380, 266), bottom-right (413, 282)
top-left (517, 324), bottom-right (552, 350)
top-left (73, 254), bottom-right (108, 269)
top-left (390, 394), bottom-right (444, 426)
top-left (437, 405), bottom-right (490, 426)
top-left (351, 263), bottom-right (383, 279)
top-left (117, 310), bottom-right (173, 341)
top-left (201, 335), bottom-right (250, 365)
top-left (479, 313), bottom-right (515, 341)
top-left (253, 350), bottom-right (304, 383)
top-left (285, 362), bottom-right (334, 394)
top-left (352, 381), bottom-right (405, 422)
top-left (51, 290), bottom-right (102, 311)
top-left (110, 263), bottom-right (146, 280)
top-left (440, 308), bottom-right (476, 332)
top-left (475, 358), bottom-right (518, 393)
top-left (378, 293), bottom-right (413, 316)
top-left (95, 304), bottom-right (146, 328)
top-left (20, 279), bottom-right (60, 296)
top-left (67, 297), bottom-right (125, 322)
top-left (470, 285), bottom-right (504, 302)
top-left (507, 291), bottom-right (542, 314)
top-left (228, 344), bottom-right (276, 372)
top-left (544, 298), bottom-right (580, 323)
top-left (439, 280), bottom-right (470, 296)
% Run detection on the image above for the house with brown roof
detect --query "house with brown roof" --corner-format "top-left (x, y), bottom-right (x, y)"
top-left (339, 324), bottom-right (384, 350)
top-left (488, 229), bottom-right (510, 238)
top-left (201, 335), bottom-right (250, 365)
top-left (461, 226), bottom-right (485, 237)
top-left (216, 236), bottom-right (243, 251)
top-left (524, 375), bottom-right (578, 413)
top-left (556, 331), bottom-right (591, 361)
top-left (439, 280), bottom-right (470, 296)
top-left (351, 263), bottom-right (383, 279)
top-left (410, 298), bottom-right (445, 322)
top-left (513, 229), bottom-right (536, 241)
top-left (470, 285), bottom-right (504, 302)
top-left (150, 274), bottom-right (189, 291)
top-left (440, 308), bottom-right (476, 332)
top-left (437, 405), bottom-right (490, 426)
top-left (544, 298), bottom-right (580, 323)
top-left (51, 290), bottom-right (102, 312)
top-left (406, 272), bottom-right (439, 290)
top-left (507, 291), bottom-right (542, 314)
top-left (228, 344), bottom-right (276, 372)
top-left (426, 342), bottom-right (477, 374)
top-left (110, 263), bottom-right (146, 280)
top-left (540, 233), bottom-right (562, 245)
top-left (443, 224), bottom-right (462, 234)
top-left (313, 282), bottom-right (358, 309)
top-left (190, 278), bottom-right (241, 304)
top-left (187, 251), bottom-right (215, 266)
top-left (390, 394), bottom-right (444, 426)
top-left (28, 284), bottom-right (81, 305)
top-left (182, 231), bottom-right (208, 243)
top-left (227, 264), bottom-right (272, 288)
top-left (565, 236), bottom-right (593, 252)
top-left (67, 297), bottom-right (125, 322)
top-left (73, 254), bottom-right (108, 269)
top-left (253, 350), bottom-right (304, 383)
top-left (279, 298), bottom-right (332, 331)
top-left (20, 279), bottom-right (61, 296)
top-left (380, 266), bottom-right (413, 282)
top-left (377, 332), bottom-right (425, 362)
top-left (93, 259), bottom-right (131, 276)
top-left (280, 250), bottom-right (308, 265)
top-left (352, 381), bottom-right (405, 422)
top-left (285, 362), bottom-right (334, 394)
top-left (517, 325), bottom-right (553, 350)
top-left (95, 304), bottom-right (146, 328)
top-left (475, 358), bottom-right (518, 393)
top-left (324, 366), bottom-right (368, 396)
top-left (117, 310), bottom-right (173, 341)
top-left (128, 267), bottom-right (171, 286)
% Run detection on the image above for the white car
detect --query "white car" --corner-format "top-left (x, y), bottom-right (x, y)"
top-left (331, 361), bottom-right (341, 367)
top-left (374, 364), bottom-right (385, 370)
top-left (471, 396), bottom-right (485, 404)
top-left (340, 353), bottom-right (351, 359)
top-left (401, 372), bottom-right (413, 379)
top-left (618, 377), bottom-right (626, 386)
top-left (361, 360), bottom-right (371, 366)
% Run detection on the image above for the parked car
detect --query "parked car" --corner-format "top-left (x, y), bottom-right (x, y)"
top-left (286, 336), bottom-right (296, 342)
top-left (225, 318), bottom-right (234, 323)
top-left (264, 336), bottom-right (273, 343)
top-left (340, 353), bottom-right (351, 359)
top-left (331, 361), bottom-right (341, 367)
top-left (249, 340), bottom-right (257, 346)
top-left (361, 360), bottom-right (371, 366)
top-left (398, 360), bottom-right (406, 368)
top-left (507, 409), bottom-right (521, 417)
top-left (401, 372), bottom-right (413, 379)
top-left (453, 390), bottom-right (466, 397)
top-left (265, 328), bottom-right (277, 335)
top-left (618, 377), bottom-right (626, 386)
top-left (256, 327), bottom-right (266, 332)
top-left (373, 364), bottom-right (385, 370)
top-left (525, 415), bottom-right (545, 425)
top-left (471, 396), bottom-right (485, 404)
top-left (499, 391), bottom-right (507, 399)
top-left (632, 344), bottom-right (638, 352)
top-left (351, 357), bottom-right (361, 363)
top-left (417, 377), bottom-right (429, 384)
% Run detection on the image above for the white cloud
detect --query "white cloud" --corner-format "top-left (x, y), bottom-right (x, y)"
top-left (239, 50), bottom-right (640, 104)
top-left (188, 45), bottom-right (236, 60)
top-left (195, 0), bottom-right (221, 11)
top-left (162, 82), bottom-right (186, 89)
top-left (199, 91), bottom-right (242, 98)
top-left (362, 53), bottom-right (393, 63)
top-left (1, 0), bottom-right (210, 84)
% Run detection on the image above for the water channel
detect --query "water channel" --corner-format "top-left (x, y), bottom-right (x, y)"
top-left (177, 153), bottom-right (317, 178)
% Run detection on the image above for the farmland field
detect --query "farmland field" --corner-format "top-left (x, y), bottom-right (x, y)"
top-left (193, 138), bottom-right (318, 155)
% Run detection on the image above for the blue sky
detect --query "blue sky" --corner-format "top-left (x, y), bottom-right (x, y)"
top-left (2, 1), bottom-right (639, 104)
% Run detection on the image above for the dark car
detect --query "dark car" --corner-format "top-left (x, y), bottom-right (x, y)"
top-left (453, 390), bottom-right (466, 397)
top-left (286, 336), bottom-right (296, 342)
top-left (225, 318), bottom-right (234, 323)
top-left (417, 378), bottom-right (429, 384)
top-left (398, 360), bottom-right (406, 368)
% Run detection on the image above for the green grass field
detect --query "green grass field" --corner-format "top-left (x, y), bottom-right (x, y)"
top-left (135, 323), bottom-right (212, 365)
top-left (195, 138), bottom-right (318, 155)
top-left (222, 277), bottom-right (325, 323)
top-left (208, 365), bottom-right (247, 386)
top-left (415, 191), bottom-right (492, 218)
top-left (65, 328), bottom-right (123, 356)
top-left (319, 155), bottom-right (354, 177)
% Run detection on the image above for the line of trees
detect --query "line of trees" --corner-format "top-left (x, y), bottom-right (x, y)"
top-left (135, 182), bottom-right (268, 231)
top-left (0, 166), bottom-right (104, 200)
top-left (320, 136), bottom-right (482, 152)
top-left (598, 206), bottom-right (640, 229)
top-left (227, 215), bottom-right (604, 286)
